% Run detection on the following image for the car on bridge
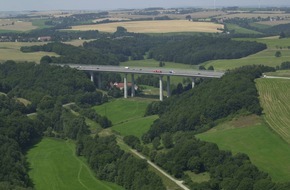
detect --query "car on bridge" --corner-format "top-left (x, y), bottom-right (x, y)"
top-left (153, 70), bottom-right (162, 73)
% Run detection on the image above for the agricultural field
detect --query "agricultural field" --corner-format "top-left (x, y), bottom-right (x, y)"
top-left (0, 42), bottom-right (58, 63)
top-left (215, 12), bottom-right (290, 19)
top-left (0, 19), bottom-right (37, 31)
top-left (256, 78), bottom-right (290, 144)
top-left (27, 138), bottom-right (124, 190)
top-left (69, 20), bottom-right (223, 33)
top-left (197, 115), bottom-right (290, 182)
top-left (265, 70), bottom-right (290, 77)
top-left (204, 37), bottom-right (290, 71)
top-left (226, 23), bottom-right (262, 34)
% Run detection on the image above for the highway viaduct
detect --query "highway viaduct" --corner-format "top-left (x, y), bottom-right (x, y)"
top-left (67, 64), bottom-right (225, 101)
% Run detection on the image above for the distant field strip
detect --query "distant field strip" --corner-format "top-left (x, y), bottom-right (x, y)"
top-left (69, 20), bottom-right (223, 33)
top-left (256, 78), bottom-right (290, 143)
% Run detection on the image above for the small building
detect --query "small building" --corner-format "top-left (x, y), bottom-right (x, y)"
top-left (112, 82), bottom-right (138, 90)
top-left (38, 36), bottom-right (52, 41)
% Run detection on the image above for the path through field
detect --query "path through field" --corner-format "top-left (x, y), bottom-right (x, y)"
top-left (27, 138), bottom-right (124, 190)
top-left (256, 78), bottom-right (290, 143)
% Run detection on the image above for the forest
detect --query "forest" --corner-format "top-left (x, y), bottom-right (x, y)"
top-left (0, 61), bottom-right (166, 189)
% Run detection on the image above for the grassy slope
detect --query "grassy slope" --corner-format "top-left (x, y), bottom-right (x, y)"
top-left (265, 70), bottom-right (290, 77)
top-left (27, 138), bottom-right (124, 190)
top-left (203, 37), bottom-right (290, 71)
top-left (93, 98), bottom-right (157, 138)
top-left (197, 115), bottom-right (290, 182)
top-left (0, 42), bottom-right (58, 63)
top-left (256, 78), bottom-right (290, 144)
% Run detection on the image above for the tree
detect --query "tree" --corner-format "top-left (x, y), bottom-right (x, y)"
top-left (208, 65), bottom-right (214, 70)
top-left (199, 65), bottom-right (206, 70)
top-left (185, 15), bottom-right (192, 21)
top-left (279, 31), bottom-right (286, 39)
top-left (161, 132), bottom-right (173, 149)
top-left (275, 51), bottom-right (282, 57)
top-left (152, 137), bottom-right (161, 150)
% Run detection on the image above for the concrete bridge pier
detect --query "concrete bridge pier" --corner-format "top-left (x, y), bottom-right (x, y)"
top-left (98, 74), bottom-right (101, 89)
top-left (131, 74), bottom-right (135, 97)
top-left (90, 72), bottom-right (94, 83)
top-left (167, 76), bottom-right (171, 97)
top-left (124, 74), bottom-right (128, 98)
top-left (192, 77), bottom-right (195, 88)
top-left (159, 76), bottom-right (163, 101)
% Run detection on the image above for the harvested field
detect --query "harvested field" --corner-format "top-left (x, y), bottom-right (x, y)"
top-left (256, 78), bottom-right (290, 144)
top-left (70, 20), bottom-right (223, 33)
top-left (0, 19), bottom-right (37, 31)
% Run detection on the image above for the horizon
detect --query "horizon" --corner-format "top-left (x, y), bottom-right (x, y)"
top-left (1, 0), bottom-right (290, 12)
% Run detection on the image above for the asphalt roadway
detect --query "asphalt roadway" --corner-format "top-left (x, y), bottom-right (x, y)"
top-left (65, 64), bottom-right (225, 78)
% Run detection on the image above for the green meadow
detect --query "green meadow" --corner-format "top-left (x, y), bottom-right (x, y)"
top-left (93, 98), bottom-right (157, 138)
top-left (197, 115), bottom-right (290, 182)
top-left (227, 23), bottom-right (262, 34)
top-left (26, 138), bottom-right (124, 190)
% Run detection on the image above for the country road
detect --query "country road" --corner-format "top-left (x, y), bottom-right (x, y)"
top-left (130, 149), bottom-right (190, 190)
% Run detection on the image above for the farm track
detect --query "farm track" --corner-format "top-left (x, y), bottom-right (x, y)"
top-left (257, 78), bottom-right (290, 143)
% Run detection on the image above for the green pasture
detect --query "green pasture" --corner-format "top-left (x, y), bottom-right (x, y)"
top-left (227, 23), bottom-right (262, 34)
top-left (0, 42), bottom-right (57, 63)
top-left (31, 19), bottom-right (51, 29)
top-left (184, 172), bottom-right (210, 183)
top-left (250, 22), bottom-right (272, 30)
top-left (113, 115), bottom-right (158, 138)
top-left (197, 116), bottom-right (290, 182)
top-left (26, 138), bottom-right (124, 190)
top-left (256, 78), bottom-right (290, 144)
top-left (93, 98), bottom-right (152, 125)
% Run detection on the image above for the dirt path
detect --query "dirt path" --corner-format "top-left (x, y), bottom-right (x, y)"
top-left (130, 149), bottom-right (190, 190)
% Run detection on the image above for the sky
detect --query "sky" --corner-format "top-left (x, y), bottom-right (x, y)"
top-left (1, 0), bottom-right (290, 12)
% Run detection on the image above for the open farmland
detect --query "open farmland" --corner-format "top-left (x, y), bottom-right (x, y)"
top-left (197, 115), bottom-right (290, 182)
top-left (0, 19), bottom-right (37, 31)
top-left (256, 78), bottom-right (290, 144)
top-left (27, 138), bottom-right (124, 190)
top-left (70, 20), bottom-right (223, 33)
top-left (0, 42), bottom-right (58, 63)
top-left (204, 37), bottom-right (290, 70)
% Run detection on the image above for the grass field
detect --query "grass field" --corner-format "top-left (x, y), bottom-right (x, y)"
top-left (227, 23), bottom-right (262, 34)
top-left (0, 19), bottom-right (37, 31)
top-left (256, 78), bottom-right (290, 144)
top-left (197, 115), bottom-right (290, 182)
top-left (93, 98), bottom-right (157, 138)
top-left (27, 138), bottom-right (124, 190)
top-left (0, 42), bottom-right (58, 63)
top-left (204, 37), bottom-right (290, 71)
top-left (69, 20), bottom-right (223, 33)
